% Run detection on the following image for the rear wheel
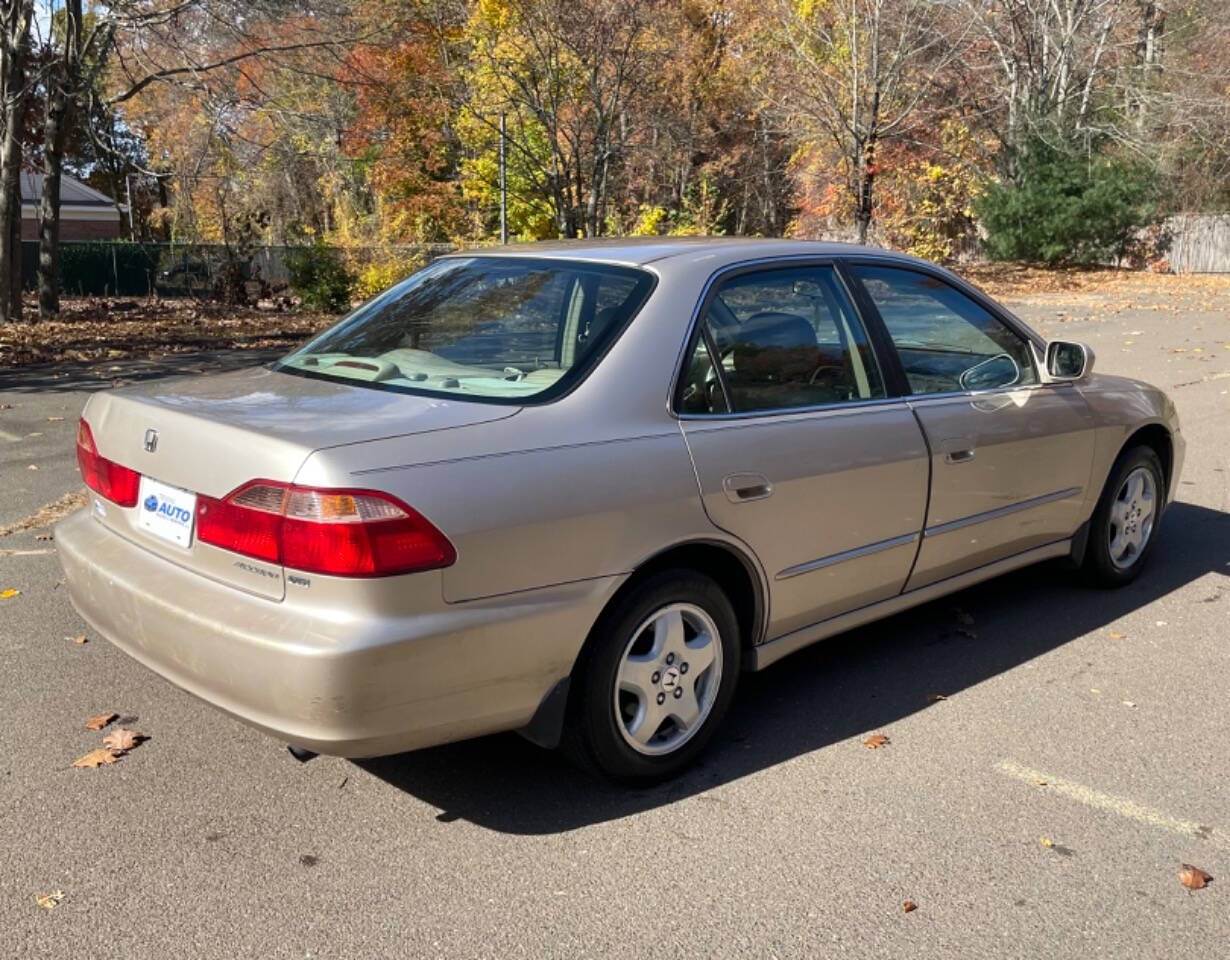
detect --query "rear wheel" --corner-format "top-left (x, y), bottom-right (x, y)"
top-left (1084, 446), bottom-right (1164, 586)
top-left (565, 570), bottom-right (740, 782)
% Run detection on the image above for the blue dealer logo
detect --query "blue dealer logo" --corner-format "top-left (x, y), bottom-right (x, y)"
top-left (142, 493), bottom-right (191, 525)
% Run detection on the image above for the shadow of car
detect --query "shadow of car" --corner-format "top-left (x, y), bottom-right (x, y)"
top-left (358, 500), bottom-right (1228, 834)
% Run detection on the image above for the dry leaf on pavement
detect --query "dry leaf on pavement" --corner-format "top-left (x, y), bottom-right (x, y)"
top-left (1178, 865), bottom-right (1213, 890)
top-left (102, 728), bottom-right (145, 752)
top-left (1040, 837), bottom-right (1055, 848)
top-left (34, 890), bottom-right (64, 910)
top-left (84, 712), bottom-right (117, 731)
top-left (73, 635), bottom-right (87, 644)
top-left (902, 900), bottom-right (917, 913)
top-left (863, 734), bottom-right (890, 749)
top-left (1109, 631), bottom-right (1126, 639)
top-left (0, 588), bottom-right (20, 599)
top-left (72, 748), bottom-right (121, 768)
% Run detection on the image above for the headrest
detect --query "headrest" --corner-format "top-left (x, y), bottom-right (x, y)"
top-left (735, 312), bottom-right (817, 350)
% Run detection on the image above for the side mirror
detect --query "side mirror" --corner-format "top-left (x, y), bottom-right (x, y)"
top-left (1046, 341), bottom-right (1093, 381)
top-left (959, 353), bottom-right (1021, 391)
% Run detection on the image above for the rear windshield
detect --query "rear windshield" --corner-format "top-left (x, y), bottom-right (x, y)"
top-left (275, 256), bottom-right (655, 404)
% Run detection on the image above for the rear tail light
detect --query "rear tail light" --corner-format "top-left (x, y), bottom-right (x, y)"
top-left (197, 481), bottom-right (456, 577)
top-left (76, 419), bottom-right (141, 507)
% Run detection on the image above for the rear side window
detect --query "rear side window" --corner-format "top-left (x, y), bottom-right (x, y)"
top-left (277, 257), bottom-right (654, 404)
top-left (677, 265), bottom-right (885, 414)
top-left (850, 265), bottom-right (1038, 395)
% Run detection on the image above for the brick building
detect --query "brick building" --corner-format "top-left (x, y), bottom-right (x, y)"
top-left (20, 171), bottom-right (123, 241)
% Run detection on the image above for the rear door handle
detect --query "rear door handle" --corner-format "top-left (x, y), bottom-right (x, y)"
top-left (722, 473), bottom-right (773, 503)
top-left (939, 437), bottom-right (976, 464)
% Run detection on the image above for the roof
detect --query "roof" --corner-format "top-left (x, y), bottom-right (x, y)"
top-left (20, 171), bottom-right (119, 207)
top-left (453, 236), bottom-right (928, 269)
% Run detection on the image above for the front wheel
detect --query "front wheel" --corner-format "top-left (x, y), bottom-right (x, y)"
top-left (564, 570), bottom-right (741, 782)
top-left (1084, 445), bottom-right (1165, 586)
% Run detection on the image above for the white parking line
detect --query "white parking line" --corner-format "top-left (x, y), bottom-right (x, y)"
top-left (997, 759), bottom-right (1230, 851)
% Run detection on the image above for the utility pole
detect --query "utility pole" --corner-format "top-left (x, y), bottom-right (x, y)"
top-left (499, 112), bottom-right (508, 245)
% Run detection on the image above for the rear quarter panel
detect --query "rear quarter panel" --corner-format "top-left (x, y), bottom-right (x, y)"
top-left (296, 417), bottom-right (716, 602)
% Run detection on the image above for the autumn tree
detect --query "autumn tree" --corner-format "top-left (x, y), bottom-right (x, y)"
top-left (751, 0), bottom-right (970, 244)
top-left (463, 0), bottom-right (663, 239)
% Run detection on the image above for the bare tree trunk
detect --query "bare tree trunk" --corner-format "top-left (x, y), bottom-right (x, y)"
top-left (854, 140), bottom-right (876, 245)
top-left (0, 0), bottom-right (33, 324)
top-left (37, 0), bottom-right (83, 321)
top-left (37, 101), bottom-right (70, 320)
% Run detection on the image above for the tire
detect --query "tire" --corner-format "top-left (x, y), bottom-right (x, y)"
top-left (563, 569), bottom-right (741, 783)
top-left (1083, 445), bottom-right (1165, 587)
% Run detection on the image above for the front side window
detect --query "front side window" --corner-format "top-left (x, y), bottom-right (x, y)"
top-left (677, 265), bottom-right (885, 414)
top-left (849, 265), bottom-right (1038, 395)
top-left (276, 257), bottom-right (654, 403)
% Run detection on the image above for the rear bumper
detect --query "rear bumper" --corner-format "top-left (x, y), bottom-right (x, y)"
top-left (56, 509), bottom-right (616, 757)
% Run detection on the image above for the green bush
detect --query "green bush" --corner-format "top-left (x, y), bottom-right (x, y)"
top-left (59, 242), bottom-right (159, 296)
top-left (286, 240), bottom-right (354, 312)
top-left (978, 142), bottom-right (1161, 265)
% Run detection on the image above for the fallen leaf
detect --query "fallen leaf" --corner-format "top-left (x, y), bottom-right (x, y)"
top-left (72, 748), bottom-right (121, 768)
top-left (1040, 837), bottom-right (1054, 848)
top-left (1109, 631), bottom-right (1126, 639)
top-left (902, 900), bottom-right (917, 913)
top-left (73, 634), bottom-right (87, 644)
top-left (1122, 700), bottom-right (1137, 708)
top-left (1178, 864), bottom-right (1213, 890)
top-left (46, 416), bottom-right (64, 422)
top-left (0, 588), bottom-right (19, 599)
top-left (84, 712), bottom-right (117, 731)
top-left (864, 734), bottom-right (890, 749)
top-left (34, 890), bottom-right (64, 910)
top-left (926, 692), bottom-right (947, 703)
top-left (1034, 778), bottom-right (1047, 787)
top-left (102, 727), bottom-right (145, 752)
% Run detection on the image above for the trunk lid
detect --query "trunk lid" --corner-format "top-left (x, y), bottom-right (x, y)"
top-left (81, 365), bottom-right (515, 600)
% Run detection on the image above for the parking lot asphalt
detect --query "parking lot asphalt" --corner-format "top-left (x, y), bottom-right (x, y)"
top-left (2, 285), bottom-right (1227, 958)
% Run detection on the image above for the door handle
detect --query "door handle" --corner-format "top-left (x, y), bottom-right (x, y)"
top-left (722, 473), bottom-right (773, 503)
top-left (938, 437), bottom-right (976, 464)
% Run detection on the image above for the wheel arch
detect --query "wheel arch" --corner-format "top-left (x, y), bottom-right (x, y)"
top-left (518, 537), bottom-right (768, 750)
top-left (1071, 421), bottom-right (1173, 570)
top-left (1122, 422), bottom-right (1173, 500)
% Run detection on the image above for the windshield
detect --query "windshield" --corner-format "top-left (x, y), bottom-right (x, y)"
top-left (275, 256), bottom-right (655, 403)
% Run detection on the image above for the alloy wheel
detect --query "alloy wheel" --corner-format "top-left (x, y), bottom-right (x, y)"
top-left (1108, 465), bottom-right (1156, 570)
top-left (613, 602), bottom-right (723, 756)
